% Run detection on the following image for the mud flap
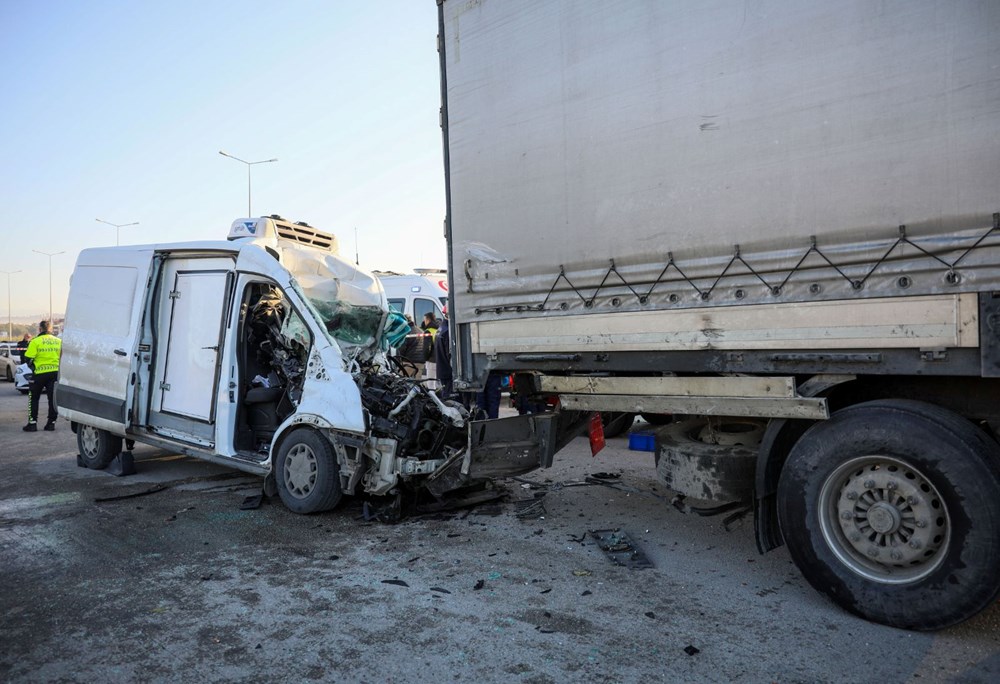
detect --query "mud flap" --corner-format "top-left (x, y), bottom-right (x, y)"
top-left (425, 413), bottom-right (559, 498)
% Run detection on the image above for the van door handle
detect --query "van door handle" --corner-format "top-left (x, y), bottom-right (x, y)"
top-left (114, 349), bottom-right (127, 356)
top-left (202, 345), bottom-right (219, 351)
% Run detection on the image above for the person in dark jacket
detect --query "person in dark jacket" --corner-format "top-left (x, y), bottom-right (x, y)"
top-left (14, 333), bottom-right (31, 363)
top-left (434, 316), bottom-right (453, 399)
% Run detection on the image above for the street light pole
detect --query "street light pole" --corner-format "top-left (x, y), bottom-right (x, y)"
top-left (1, 270), bottom-right (20, 342)
top-left (218, 150), bottom-right (278, 217)
top-left (95, 218), bottom-right (140, 246)
top-left (32, 250), bottom-right (65, 325)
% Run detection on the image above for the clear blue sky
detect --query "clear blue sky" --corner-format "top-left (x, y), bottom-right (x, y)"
top-left (0, 0), bottom-right (446, 318)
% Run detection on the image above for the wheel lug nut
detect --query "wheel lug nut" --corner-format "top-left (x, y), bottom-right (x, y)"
top-left (909, 540), bottom-right (922, 549)
top-left (864, 480), bottom-right (875, 489)
top-left (915, 520), bottom-right (927, 528)
top-left (907, 496), bottom-right (917, 505)
top-left (846, 492), bottom-right (858, 501)
top-left (867, 547), bottom-right (879, 558)
top-left (886, 481), bottom-right (897, 491)
top-left (841, 511), bottom-right (852, 520)
top-left (890, 550), bottom-right (903, 561)
top-left (850, 532), bottom-right (862, 542)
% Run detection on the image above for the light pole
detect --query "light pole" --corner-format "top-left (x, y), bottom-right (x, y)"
top-left (32, 250), bottom-right (65, 325)
top-left (218, 150), bottom-right (278, 217)
top-left (1, 270), bottom-right (20, 342)
top-left (95, 218), bottom-right (139, 246)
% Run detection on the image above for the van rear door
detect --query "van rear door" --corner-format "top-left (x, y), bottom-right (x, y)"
top-left (58, 249), bottom-right (155, 435)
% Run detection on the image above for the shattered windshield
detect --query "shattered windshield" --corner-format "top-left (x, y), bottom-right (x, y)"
top-left (289, 279), bottom-right (385, 357)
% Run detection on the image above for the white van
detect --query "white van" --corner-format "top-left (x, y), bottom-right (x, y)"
top-left (57, 217), bottom-right (559, 513)
top-left (375, 270), bottom-right (448, 323)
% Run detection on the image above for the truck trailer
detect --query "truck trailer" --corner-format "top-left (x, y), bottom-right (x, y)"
top-left (436, 0), bottom-right (1000, 629)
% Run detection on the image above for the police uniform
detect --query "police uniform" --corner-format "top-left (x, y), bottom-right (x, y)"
top-left (24, 332), bottom-right (62, 431)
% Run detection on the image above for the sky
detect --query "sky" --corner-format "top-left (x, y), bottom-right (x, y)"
top-left (0, 0), bottom-right (447, 319)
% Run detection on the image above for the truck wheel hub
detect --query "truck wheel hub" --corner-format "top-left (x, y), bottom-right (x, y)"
top-left (866, 502), bottom-right (902, 534)
top-left (819, 455), bottom-right (950, 583)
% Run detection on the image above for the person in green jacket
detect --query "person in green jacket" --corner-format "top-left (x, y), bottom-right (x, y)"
top-left (23, 320), bottom-right (62, 432)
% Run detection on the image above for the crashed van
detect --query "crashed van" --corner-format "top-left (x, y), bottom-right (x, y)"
top-left (57, 217), bottom-right (575, 513)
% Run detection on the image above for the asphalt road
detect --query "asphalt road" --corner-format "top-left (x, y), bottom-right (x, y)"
top-left (1, 383), bottom-right (999, 683)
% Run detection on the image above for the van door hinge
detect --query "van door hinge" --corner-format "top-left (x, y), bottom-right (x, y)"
top-left (169, 290), bottom-right (181, 299)
top-left (160, 382), bottom-right (171, 391)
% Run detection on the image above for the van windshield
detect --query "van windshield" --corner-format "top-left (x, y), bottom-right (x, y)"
top-left (290, 279), bottom-right (384, 357)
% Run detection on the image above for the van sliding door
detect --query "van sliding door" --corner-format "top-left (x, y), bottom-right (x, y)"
top-left (148, 258), bottom-right (234, 444)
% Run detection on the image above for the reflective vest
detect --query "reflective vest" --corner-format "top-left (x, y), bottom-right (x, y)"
top-left (25, 334), bottom-right (61, 374)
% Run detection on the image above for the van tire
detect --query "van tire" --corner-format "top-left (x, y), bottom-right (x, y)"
top-left (777, 399), bottom-right (1000, 630)
top-left (77, 425), bottom-right (123, 470)
top-left (275, 429), bottom-right (342, 514)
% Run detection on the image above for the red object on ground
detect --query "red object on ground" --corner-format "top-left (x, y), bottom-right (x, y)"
top-left (589, 412), bottom-right (606, 456)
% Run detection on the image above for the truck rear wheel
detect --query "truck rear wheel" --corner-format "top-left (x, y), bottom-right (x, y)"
top-left (275, 428), bottom-right (342, 514)
top-left (77, 425), bottom-right (123, 470)
top-left (777, 399), bottom-right (1000, 630)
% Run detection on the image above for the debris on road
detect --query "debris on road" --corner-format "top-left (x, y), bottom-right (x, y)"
top-left (589, 529), bottom-right (654, 569)
top-left (240, 494), bottom-right (263, 510)
top-left (381, 579), bottom-right (409, 588)
top-left (684, 645), bottom-right (701, 656)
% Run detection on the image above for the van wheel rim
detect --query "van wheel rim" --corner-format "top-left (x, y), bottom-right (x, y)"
top-left (80, 427), bottom-right (100, 457)
top-left (283, 444), bottom-right (318, 499)
top-left (818, 455), bottom-right (950, 584)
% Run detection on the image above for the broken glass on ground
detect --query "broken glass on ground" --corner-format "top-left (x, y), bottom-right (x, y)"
top-left (588, 528), bottom-right (654, 569)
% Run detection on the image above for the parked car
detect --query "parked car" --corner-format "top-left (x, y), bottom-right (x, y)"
top-left (14, 362), bottom-right (31, 394)
top-left (0, 344), bottom-right (21, 382)
top-left (0, 347), bottom-right (18, 382)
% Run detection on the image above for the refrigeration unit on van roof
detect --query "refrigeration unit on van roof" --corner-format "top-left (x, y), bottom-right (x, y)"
top-left (227, 215), bottom-right (341, 254)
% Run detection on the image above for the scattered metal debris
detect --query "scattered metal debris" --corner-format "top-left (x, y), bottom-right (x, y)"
top-left (381, 579), bottom-right (409, 588)
top-left (589, 529), bottom-right (654, 569)
top-left (240, 494), bottom-right (263, 510)
top-left (684, 645), bottom-right (701, 656)
top-left (93, 473), bottom-right (249, 503)
top-left (514, 495), bottom-right (547, 519)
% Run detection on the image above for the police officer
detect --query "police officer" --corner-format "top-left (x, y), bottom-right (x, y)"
top-left (23, 320), bottom-right (62, 432)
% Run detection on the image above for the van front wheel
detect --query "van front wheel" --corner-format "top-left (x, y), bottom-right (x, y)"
top-left (275, 429), bottom-right (342, 514)
top-left (77, 425), bottom-right (122, 470)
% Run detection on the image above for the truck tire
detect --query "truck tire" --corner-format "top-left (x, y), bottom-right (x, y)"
top-left (601, 412), bottom-right (635, 438)
top-left (77, 425), bottom-right (123, 470)
top-left (275, 428), bottom-right (342, 514)
top-left (777, 399), bottom-right (1000, 630)
top-left (640, 413), bottom-right (673, 426)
